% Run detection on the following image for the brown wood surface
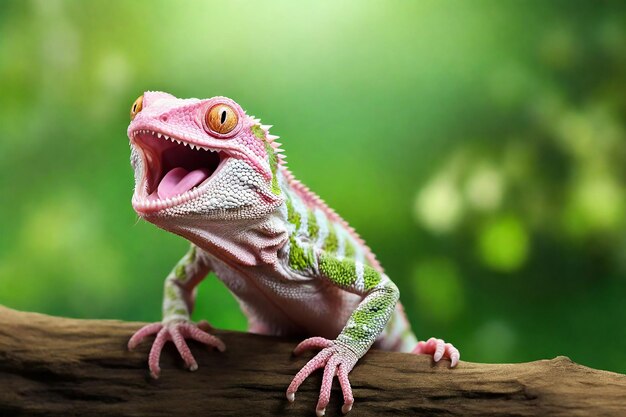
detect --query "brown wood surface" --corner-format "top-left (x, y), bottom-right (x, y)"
top-left (0, 305), bottom-right (624, 417)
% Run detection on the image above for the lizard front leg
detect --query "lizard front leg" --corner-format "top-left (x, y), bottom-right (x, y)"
top-left (285, 246), bottom-right (401, 416)
top-left (286, 247), bottom-right (459, 415)
top-left (128, 244), bottom-right (225, 378)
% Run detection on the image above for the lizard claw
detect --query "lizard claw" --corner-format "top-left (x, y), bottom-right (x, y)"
top-left (128, 320), bottom-right (225, 378)
top-left (287, 337), bottom-right (357, 415)
top-left (412, 337), bottom-right (460, 367)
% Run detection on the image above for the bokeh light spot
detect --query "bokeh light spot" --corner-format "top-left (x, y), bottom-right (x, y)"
top-left (470, 320), bottom-right (517, 363)
top-left (415, 176), bottom-right (463, 234)
top-left (465, 164), bottom-right (504, 212)
top-left (564, 171), bottom-right (624, 236)
top-left (411, 258), bottom-right (464, 323)
top-left (478, 215), bottom-right (529, 272)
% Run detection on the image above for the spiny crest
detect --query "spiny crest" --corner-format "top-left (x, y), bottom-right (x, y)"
top-left (251, 116), bottom-right (287, 166)
top-left (281, 168), bottom-right (383, 272)
top-left (248, 114), bottom-right (380, 270)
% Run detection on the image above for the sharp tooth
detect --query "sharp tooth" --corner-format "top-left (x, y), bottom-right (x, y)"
top-left (157, 133), bottom-right (162, 138)
top-left (261, 124), bottom-right (272, 130)
top-left (190, 144), bottom-right (197, 150)
top-left (164, 135), bottom-right (170, 140)
top-left (201, 146), bottom-right (209, 151)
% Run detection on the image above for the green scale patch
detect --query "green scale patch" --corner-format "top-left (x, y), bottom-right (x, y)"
top-left (173, 245), bottom-right (196, 281)
top-left (344, 238), bottom-right (356, 258)
top-left (363, 265), bottom-right (382, 290)
top-left (342, 293), bottom-right (395, 341)
top-left (288, 235), bottom-right (315, 271)
top-left (165, 305), bottom-right (188, 317)
top-left (252, 124), bottom-right (280, 196)
top-left (264, 141), bottom-right (280, 195)
top-left (175, 264), bottom-right (186, 280)
top-left (164, 284), bottom-right (178, 301)
top-left (163, 285), bottom-right (188, 317)
top-left (286, 195), bottom-right (317, 271)
top-left (323, 223), bottom-right (339, 253)
top-left (285, 197), bottom-right (301, 230)
top-left (319, 253), bottom-right (357, 287)
top-left (307, 209), bottom-right (319, 240)
top-left (251, 125), bottom-right (265, 139)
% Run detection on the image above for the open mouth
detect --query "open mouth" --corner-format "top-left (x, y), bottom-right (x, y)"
top-left (130, 129), bottom-right (226, 211)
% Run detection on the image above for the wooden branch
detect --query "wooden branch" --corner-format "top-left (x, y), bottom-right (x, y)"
top-left (0, 306), bottom-right (624, 417)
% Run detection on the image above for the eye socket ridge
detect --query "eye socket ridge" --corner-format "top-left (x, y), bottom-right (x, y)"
top-left (205, 103), bottom-right (239, 136)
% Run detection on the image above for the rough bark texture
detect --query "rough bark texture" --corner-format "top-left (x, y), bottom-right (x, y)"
top-left (0, 306), bottom-right (624, 417)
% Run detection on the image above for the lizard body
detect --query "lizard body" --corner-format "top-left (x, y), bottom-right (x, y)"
top-left (126, 92), bottom-right (459, 415)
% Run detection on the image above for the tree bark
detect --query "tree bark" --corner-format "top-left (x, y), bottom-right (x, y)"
top-left (0, 306), bottom-right (624, 417)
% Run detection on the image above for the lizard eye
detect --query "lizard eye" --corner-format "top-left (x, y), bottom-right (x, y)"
top-left (130, 95), bottom-right (143, 120)
top-left (205, 104), bottom-right (238, 135)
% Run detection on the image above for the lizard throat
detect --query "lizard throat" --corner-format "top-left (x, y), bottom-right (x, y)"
top-left (130, 129), bottom-right (227, 212)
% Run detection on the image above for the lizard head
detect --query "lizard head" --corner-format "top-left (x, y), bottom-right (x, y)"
top-left (127, 91), bottom-right (284, 221)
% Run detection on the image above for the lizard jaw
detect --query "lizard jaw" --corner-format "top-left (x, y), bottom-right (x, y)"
top-left (130, 129), bottom-right (227, 213)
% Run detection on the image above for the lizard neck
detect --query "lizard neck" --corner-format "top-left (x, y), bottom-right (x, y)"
top-left (276, 168), bottom-right (383, 271)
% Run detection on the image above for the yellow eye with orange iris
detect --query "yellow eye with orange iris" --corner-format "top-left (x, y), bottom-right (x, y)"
top-left (206, 104), bottom-right (238, 135)
top-left (130, 95), bottom-right (143, 120)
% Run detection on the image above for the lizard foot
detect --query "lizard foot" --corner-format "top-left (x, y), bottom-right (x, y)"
top-left (287, 337), bottom-right (357, 416)
top-left (128, 320), bottom-right (225, 378)
top-left (412, 337), bottom-right (460, 367)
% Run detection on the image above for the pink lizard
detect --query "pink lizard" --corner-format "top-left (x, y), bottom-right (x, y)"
top-left (126, 91), bottom-right (460, 416)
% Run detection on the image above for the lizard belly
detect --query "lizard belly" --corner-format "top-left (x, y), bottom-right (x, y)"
top-left (208, 255), bottom-right (362, 338)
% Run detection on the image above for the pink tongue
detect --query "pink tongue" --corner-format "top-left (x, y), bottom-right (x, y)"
top-left (157, 167), bottom-right (210, 200)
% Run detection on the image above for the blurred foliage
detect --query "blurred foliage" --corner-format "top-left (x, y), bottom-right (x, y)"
top-left (1, 0), bottom-right (625, 373)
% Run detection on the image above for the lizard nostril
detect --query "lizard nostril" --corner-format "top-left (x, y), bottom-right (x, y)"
top-left (160, 115), bottom-right (168, 122)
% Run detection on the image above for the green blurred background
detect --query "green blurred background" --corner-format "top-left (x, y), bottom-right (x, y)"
top-left (1, 0), bottom-right (625, 373)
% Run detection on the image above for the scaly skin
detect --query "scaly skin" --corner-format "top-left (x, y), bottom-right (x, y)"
top-left (125, 91), bottom-right (459, 416)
